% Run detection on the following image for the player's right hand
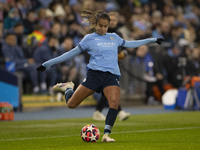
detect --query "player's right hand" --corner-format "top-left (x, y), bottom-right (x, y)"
top-left (36, 65), bottom-right (46, 72)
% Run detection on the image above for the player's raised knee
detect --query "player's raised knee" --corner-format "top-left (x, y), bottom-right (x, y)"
top-left (67, 102), bottom-right (77, 109)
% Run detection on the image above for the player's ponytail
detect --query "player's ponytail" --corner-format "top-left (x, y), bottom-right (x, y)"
top-left (81, 10), bottom-right (110, 29)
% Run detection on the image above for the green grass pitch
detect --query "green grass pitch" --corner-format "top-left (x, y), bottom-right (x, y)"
top-left (0, 111), bottom-right (200, 150)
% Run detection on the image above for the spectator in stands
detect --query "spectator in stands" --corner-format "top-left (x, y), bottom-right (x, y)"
top-left (163, 44), bottom-right (197, 88)
top-left (16, 0), bottom-right (30, 20)
top-left (13, 23), bottom-right (24, 47)
top-left (183, 24), bottom-right (196, 44)
top-left (151, 11), bottom-right (163, 38)
top-left (38, 8), bottom-right (51, 30)
top-left (23, 25), bottom-right (46, 58)
top-left (3, 8), bottom-right (22, 32)
top-left (23, 11), bottom-right (37, 34)
top-left (59, 24), bottom-right (69, 43)
top-left (159, 21), bottom-right (171, 43)
top-left (46, 22), bottom-right (62, 43)
top-left (191, 47), bottom-right (200, 75)
top-left (183, 46), bottom-right (200, 76)
top-left (54, 3), bottom-right (66, 24)
top-left (2, 33), bottom-right (40, 94)
top-left (163, 44), bottom-right (183, 88)
top-left (195, 26), bottom-right (200, 43)
top-left (169, 25), bottom-right (184, 45)
top-left (82, 0), bottom-right (95, 11)
top-left (63, 5), bottom-right (76, 25)
top-left (135, 45), bottom-right (163, 105)
top-left (33, 35), bottom-right (60, 94)
top-left (45, 8), bottom-right (54, 25)
top-left (151, 10), bottom-right (162, 29)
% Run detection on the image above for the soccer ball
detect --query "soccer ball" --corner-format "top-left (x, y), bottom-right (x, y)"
top-left (81, 124), bottom-right (100, 142)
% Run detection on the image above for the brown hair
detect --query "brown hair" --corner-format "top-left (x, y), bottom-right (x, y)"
top-left (81, 10), bottom-right (110, 29)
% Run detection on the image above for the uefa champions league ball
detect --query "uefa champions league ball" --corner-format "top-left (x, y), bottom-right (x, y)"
top-left (81, 124), bottom-right (100, 142)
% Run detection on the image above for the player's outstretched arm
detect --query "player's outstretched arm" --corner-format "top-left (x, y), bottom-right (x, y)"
top-left (123, 38), bottom-right (164, 48)
top-left (36, 46), bottom-right (82, 72)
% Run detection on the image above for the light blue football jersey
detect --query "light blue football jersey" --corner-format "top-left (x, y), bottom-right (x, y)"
top-left (78, 32), bottom-right (125, 76)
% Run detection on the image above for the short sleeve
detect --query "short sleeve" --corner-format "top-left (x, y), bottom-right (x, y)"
top-left (113, 33), bottom-right (125, 47)
top-left (78, 34), bottom-right (90, 52)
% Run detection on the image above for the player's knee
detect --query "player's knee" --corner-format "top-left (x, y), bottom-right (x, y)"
top-left (67, 102), bottom-right (77, 109)
top-left (109, 100), bottom-right (119, 109)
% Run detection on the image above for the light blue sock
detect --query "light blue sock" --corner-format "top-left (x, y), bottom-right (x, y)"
top-left (65, 88), bottom-right (74, 103)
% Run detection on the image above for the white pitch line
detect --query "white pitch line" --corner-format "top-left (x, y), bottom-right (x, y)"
top-left (0, 135), bottom-right (79, 142)
top-left (0, 126), bottom-right (199, 142)
top-left (112, 126), bottom-right (200, 134)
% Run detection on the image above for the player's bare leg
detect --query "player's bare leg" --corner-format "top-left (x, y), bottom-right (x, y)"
top-left (67, 84), bottom-right (95, 108)
top-left (101, 85), bottom-right (120, 142)
top-left (104, 86), bottom-right (120, 109)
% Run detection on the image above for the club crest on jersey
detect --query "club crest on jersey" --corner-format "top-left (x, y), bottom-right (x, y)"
top-left (110, 36), bottom-right (114, 40)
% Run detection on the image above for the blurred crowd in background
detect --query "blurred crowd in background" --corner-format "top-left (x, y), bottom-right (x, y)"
top-left (0, 0), bottom-right (200, 104)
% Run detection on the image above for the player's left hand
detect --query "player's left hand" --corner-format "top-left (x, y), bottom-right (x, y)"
top-left (156, 38), bottom-right (164, 44)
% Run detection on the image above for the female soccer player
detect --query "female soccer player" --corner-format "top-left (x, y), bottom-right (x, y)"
top-left (37, 10), bottom-right (163, 142)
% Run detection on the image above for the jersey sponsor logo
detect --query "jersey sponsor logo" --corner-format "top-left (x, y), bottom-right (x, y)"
top-left (97, 42), bottom-right (116, 47)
